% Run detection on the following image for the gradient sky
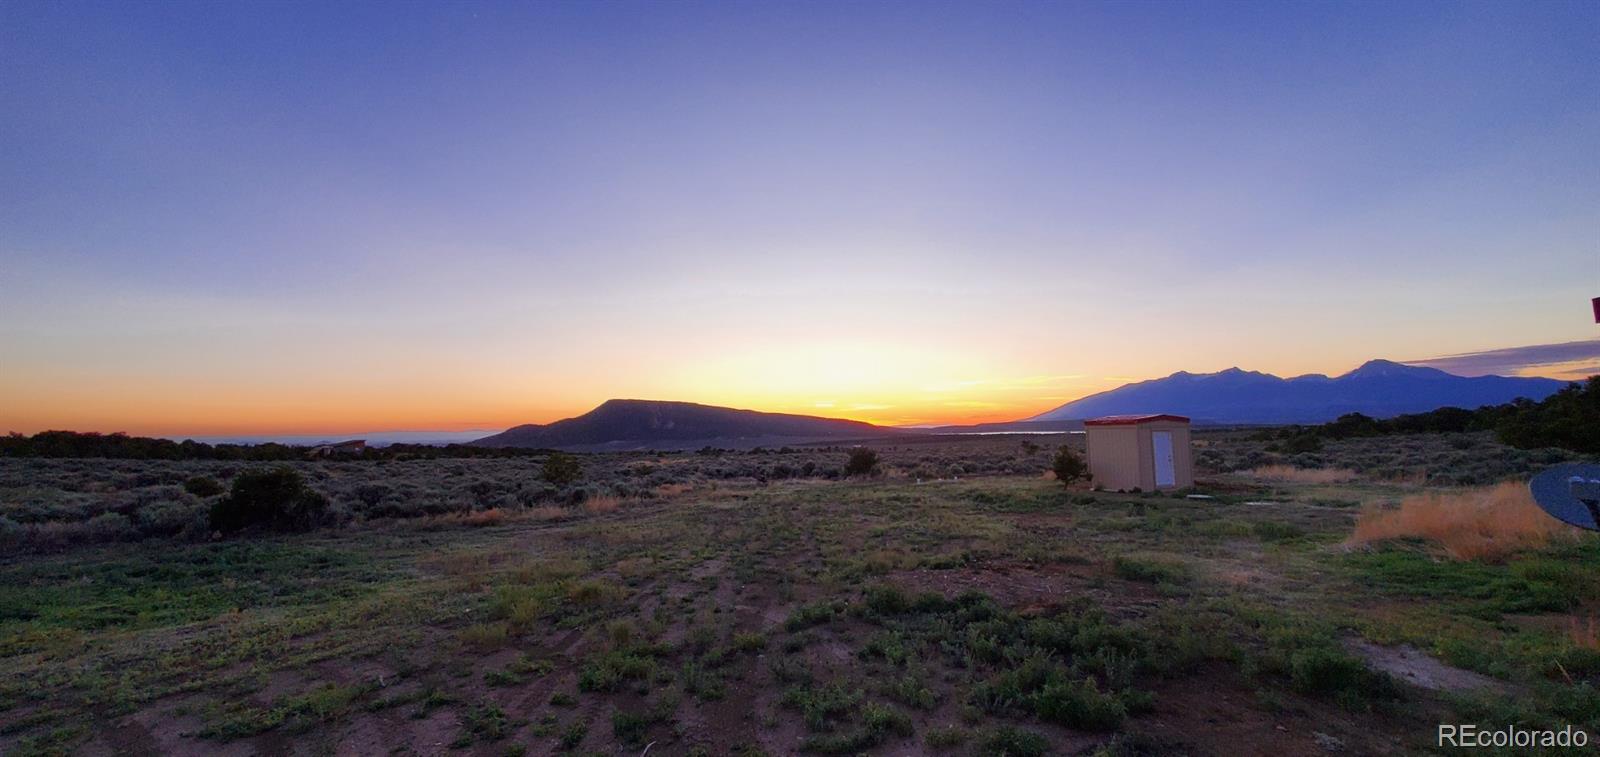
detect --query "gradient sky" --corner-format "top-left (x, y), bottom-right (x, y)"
top-left (2, 0), bottom-right (1597, 436)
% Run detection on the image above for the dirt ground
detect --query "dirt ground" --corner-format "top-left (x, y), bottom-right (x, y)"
top-left (3, 438), bottom-right (1597, 755)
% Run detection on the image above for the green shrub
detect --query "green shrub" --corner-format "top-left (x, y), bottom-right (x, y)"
top-left (1288, 647), bottom-right (1386, 704)
top-left (558, 720), bottom-right (587, 750)
top-left (1252, 521), bottom-right (1305, 541)
top-left (578, 650), bottom-right (659, 691)
top-left (682, 660), bottom-right (727, 701)
top-left (1052, 446), bottom-right (1090, 487)
top-left (611, 709), bottom-right (657, 744)
top-left (183, 475), bottom-right (225, 497)
top-left (860, 631), bottom-right (910, 666)
top-left (978, 726), bottom-right (1049, 757)
top-left (844, 447), bottom-right (880, 477)
top-left (542, 452), bottom-right (582, 485)
top-left (452, 702), bottom-right (512, 746)
top-left (886, 671), bottom-right (939, 710)
top-left (732, 631), bottom-right (766, 652)
top-left (84, 512), bottom-right (137, 542)
top-left (785, 601), bottom-right (840, 631)
top-left (1033, 677), bottom-right (1126, 731)
top-left (800, 702), bottom-right (913, 754)
top-left (781, 682), bottom-right (861, 730)
top-left (208, 467), bottom-right (328, 534)
top-left (924, 725), bottom-right (968, 748)
top-left (863, 584), bottom-right (912, 615)
top-left (134, 499), bottom-right (206, 538)
top-left (769, 655), bottom-right (814, 685)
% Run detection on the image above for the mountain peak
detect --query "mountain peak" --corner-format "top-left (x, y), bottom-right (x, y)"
top-left (1344, 359), bottom-right (1441, 379)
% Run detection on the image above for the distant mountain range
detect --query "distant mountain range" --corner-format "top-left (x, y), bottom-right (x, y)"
top-left (471, 361), bottom-right (1573, 450)
top-left (471, 399), bottom-right (900, 451)
top-left (1026, 359), bottom-right (1566, 425)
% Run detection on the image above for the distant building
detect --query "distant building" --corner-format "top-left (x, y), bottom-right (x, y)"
top-left (1083, 415), bottom-right (1192, 491)
top-left (309, 439), bottom-right (366, 457)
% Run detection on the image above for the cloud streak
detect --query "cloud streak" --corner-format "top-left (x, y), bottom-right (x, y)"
top-left (1407, 340), bottom-right (1600, 379)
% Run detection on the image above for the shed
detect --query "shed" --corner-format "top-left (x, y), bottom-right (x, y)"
top-left (1083, 414), bottom-right (1192, 491)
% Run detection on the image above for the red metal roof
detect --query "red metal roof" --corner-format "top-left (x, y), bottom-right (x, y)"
top-left (1083, 414), bottom-right (1190, 426)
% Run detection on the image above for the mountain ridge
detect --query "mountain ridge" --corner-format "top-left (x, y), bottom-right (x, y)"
top-left (1027, 359), bottom-right (1567, 424)
top-left (471, 399), bottom-right (901, 451)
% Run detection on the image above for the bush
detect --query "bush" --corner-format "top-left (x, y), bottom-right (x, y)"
top-left (135, 499), bottom-right (207, 538)
top-left (1033, 677), bottom-right (1126, 730)
top-left (844, 447), bottom-right (880, 477)
top-left (208, 467), bottom-right (329, 534)
top-left (542, 452), bottom-right (582, 485)
top-left (978, 726), bottom-right (1049, 757)
top-left (84, 512), bottom-right (137, 542)
top-left (785, 601), bottom-right (841, 631)
top-left (1051, 446), bottom-right (1090, 487)
top-left (182, 475), bottom-right (225, 498)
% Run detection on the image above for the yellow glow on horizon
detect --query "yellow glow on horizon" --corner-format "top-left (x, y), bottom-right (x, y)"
top-left (0, 337), bottom-right (1108, 435)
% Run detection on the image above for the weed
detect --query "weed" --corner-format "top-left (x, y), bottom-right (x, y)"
top-left (577, 648), bottom-right (659, 691)
top-left (978, 725), bottom-right (1049, 757)
top-left (785, 601), bottom-right (842, 631)
top-left (452, 702), bottom-right (513, 747)
top-left (732, 631), bottom-right (767, 652)
top-left (924, 724), bottom-right (968, 748)
top-left (781, 682), bottom-right (862, 730)
top-left (1111, 555), bottom-right (1190, 585)
top-left (558, 720), bottom-right (587, 751)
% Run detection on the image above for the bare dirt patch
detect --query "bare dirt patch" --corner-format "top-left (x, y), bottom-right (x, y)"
top-left (1345, 639), bottom-right (1508, 695)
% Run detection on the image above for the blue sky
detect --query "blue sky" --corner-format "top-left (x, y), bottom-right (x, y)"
top-left (1, 0), bottom-right (1596, 434)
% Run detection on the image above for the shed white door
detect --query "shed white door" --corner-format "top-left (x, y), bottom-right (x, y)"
top-left (1152, 431), bottom-right (1175, 488)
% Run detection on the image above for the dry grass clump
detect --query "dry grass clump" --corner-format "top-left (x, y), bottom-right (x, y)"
top-left (582, 495), bottom-right (623, 514)
top-left (460, 508), bottom-right (505, 527)
top-left (528, 506), bottom-right (571, 522)
top-left (1348, 481), bottom-right (1577, 561)
top-left (1249, 465), bottom-right (1358, 484)
top-left (653, 482), bottom-right (694, 498)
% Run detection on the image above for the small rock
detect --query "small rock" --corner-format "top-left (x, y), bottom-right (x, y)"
top-left (1314, 732), bottom-right (1345, 752)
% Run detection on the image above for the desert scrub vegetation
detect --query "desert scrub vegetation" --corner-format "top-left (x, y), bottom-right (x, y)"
top-left (0, 436), bottom-right (1069, 552)
top-left (1196, 429), bottom-right (1581, 485)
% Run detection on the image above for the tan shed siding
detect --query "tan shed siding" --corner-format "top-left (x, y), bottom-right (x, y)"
top-left (1171, 424), bottom-right (1194, 488)
top-left (1085, 425), bottom-right (1142, 491)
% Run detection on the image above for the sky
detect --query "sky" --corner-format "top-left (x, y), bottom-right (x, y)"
top-left (2, 0), bottom-right (1597, 436)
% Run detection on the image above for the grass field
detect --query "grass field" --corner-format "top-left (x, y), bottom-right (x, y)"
top-left (2, 434), bottom-right (1597, 755)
